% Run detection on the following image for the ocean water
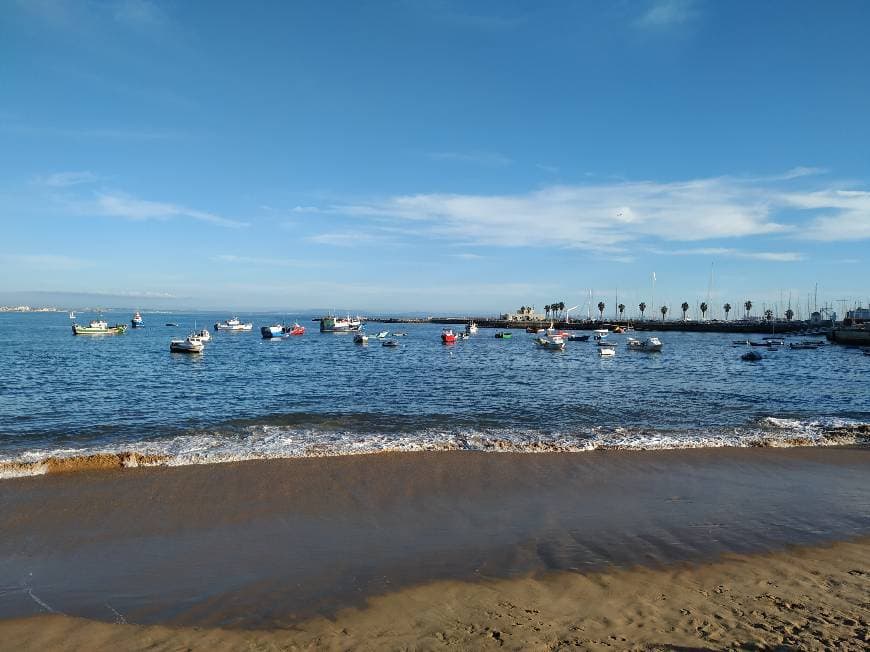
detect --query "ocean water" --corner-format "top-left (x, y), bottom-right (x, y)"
top-left (1, 311), bottom-right (868, 476)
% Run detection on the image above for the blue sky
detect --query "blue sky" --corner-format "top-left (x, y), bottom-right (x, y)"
top-left (1, 0), bottom-right (869, 316)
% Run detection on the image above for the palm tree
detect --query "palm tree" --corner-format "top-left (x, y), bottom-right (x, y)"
top-left (681, 301), bottom-right (690, 320)
top-left (597, 301), bottom-right (605, 320)
top-left (558, 301), bottom-right (565, 319)
top-left (785, 308), bottom-right (794, 321)
top-left (700, 302), bottom-right (708, 319)
top-left (764, 309), bottom-right (774, 321)
top-left (660, 305), bottom-right (668, 321)
top-left (639, 302), bottom-right (646, 320)
top-left (724, 303), bottom-right (731, 320)
top-left (618, 303), bottom-right (625, 320)
top-left (744, 300), bottom-right (753, 319)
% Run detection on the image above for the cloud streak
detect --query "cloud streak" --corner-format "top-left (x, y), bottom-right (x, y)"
top-left (329, 172), bottom-right (870, 250)
top-left (94, 193), bottom-right (248, 228)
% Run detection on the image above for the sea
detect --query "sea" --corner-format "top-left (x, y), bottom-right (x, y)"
top-left (1, 310), bottom-right (869, 477)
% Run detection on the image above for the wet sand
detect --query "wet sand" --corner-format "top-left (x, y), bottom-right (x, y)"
top-left (1, 537), bottom-right (868, 650)
top-left (1, 448), bottom-right (869, 647)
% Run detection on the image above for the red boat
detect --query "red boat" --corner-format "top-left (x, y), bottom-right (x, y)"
top-left (441, 329), bottom-right (457, 344)
top-left (284, 322), bottom-right (305, 336)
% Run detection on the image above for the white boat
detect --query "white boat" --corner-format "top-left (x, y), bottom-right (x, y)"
top-left (466, 322), bottom-right (478, 335)
top-left (170, 335), bottom-right (204, 353)
top-left (131, 311), bottom-right (144, 328)
top-left (194, 328), bottom-right (211, 342)
top-left (260, 324), bottom-right (285, 339)
top-left (626, 336), bottom-right (663, 352)
top-left (320, 315), bottom-right (362, 332)
top-left (72, 319), bottom-right (127, 335)
top-left (534, 335), bottom-right (565, 350)
top-left (593, 329), bottom-right (609, 340)
top-left (375, 330), bottom-right (389, 339)
top-left (68, 311), bottom-right (76, 319)
top-left (598, 345), bottom-right (616, 356)
top-left (215, 317), bottom-right (253, 331)
top-left (354, 333), bottom-right (369, 344)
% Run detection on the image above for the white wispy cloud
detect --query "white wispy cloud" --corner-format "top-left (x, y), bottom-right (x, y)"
top-left (429, 151), bottom-right (513, 167)
top-left (651, 247), bottom-right (804, 262)
top-left (94, 193), bottom-right (248, 228)
top-left (636, 0), bottom-right (699, 29)
top-left (37, 171), bottom-right (100, 187)
top-left (211, 255), bottom-right (314, 267)
top-left (0, 253), bottom-right (94, 270)
top-left (307, 231), bottom-right (395, 247)
top-left (330, 172), bottom-right (870, 248)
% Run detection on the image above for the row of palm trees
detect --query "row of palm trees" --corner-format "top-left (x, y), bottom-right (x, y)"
top-left (525, 300), bottom-right (798, 322)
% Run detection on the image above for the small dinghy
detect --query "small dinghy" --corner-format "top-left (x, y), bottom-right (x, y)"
top-left (354, 333), bottom-right (369, 344)
top-left (465, 322), bottom-right (479, 335)
top-left (568, 334), bottom-right (590, 341)
top-left (598, 345), bottom-right (616, 356)
top-left (495, 332), bottom-right (512, 338)
top-left (741, 350), bottom-right (763, 362)
top-left (382, 339), bottom-right (399, 347)
top-left (376, 330), bottom-right (389, 339)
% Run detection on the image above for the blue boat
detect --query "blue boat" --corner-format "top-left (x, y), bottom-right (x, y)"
top-left (131, 311), bottom-right (144, 328)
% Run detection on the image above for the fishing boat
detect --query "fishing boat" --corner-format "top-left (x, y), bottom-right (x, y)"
top-left (72, 320), bottom-right (127, 335)
top-left (260, 324), bottom-right (285, 339)
top-left (382, 339), bottom-right (399, 348)
top-left (131, 311), bottom-right (144, 328)
top-left (215, 317), bottom-right (253, 331)
top-left (495, 332), bottom-right (512, 339)
top-left (466, 322), bottom-right (479, 335)
top-left (441, 329), bottom-right (457, 344)
top-left (320, 315), bottom-right (362, 332)
top-left (170, 335), bottom-right (204, 353)
top-left (741, 350), bottom-right (763, 361)
top-left (568, 334), bottom-right (590, 342)
top-left (534, 335), bottom-right (565, 350)
top-left (354, 333), bottom-right (369, 344)
top-left (284, 322), bottom-right (305, 336)
top-left (626, 336), bottom-right (663, 352)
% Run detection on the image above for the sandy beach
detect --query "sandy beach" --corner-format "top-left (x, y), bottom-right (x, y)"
top-left (1, 448), bottom-right (868, 649)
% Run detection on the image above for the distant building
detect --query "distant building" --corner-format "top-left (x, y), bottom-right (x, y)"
top-left (501, 306), bottom-right (545, 322)
top-left (846, 307), bottom-right (870, 323)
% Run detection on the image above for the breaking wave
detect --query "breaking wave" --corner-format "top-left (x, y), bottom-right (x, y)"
top-left (1, 416), bottom-right (868, 480)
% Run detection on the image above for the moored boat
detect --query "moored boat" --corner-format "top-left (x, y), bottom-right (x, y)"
top-left (194, 328), bottom-right (211, 342)
top-left (260, 324), bottom-right (285, 339)
top-left (382, 339), bottom-right (399, 347)
top-left (131, 311), bottom-right (144, 328)
top-left (534, 335), bottom-right (565, 350)
top-left (741, 350), bottom-right (763, 361)
top-left (626, 336), bottom-right (663, 352)
top-left (170, 335), bottom-right (204, 353)
top-left (354, 333), bottom-right (369, 344)
top-left (466, 322), bottom-right (479, 335)
top-left (320, 315), bottom-right (362, 332)
top-left (568, 334), bottom-right (590, 342)
top-left (593, 329), bottom-right (609, 340)
top-left (215, 317), bottom-right (253, 331)
top-left (284, 323), bottom-right (305, 336)
top-left (376, 330), bottom-right (389, 339)
top-left (495, 331), bottom-right (512, 339)
top-left (598, 344), bottom-right (616, 356)
top-left (72, 320), bottom-right (127, 335)
top-left (441, 329), bottom-right (457, 344)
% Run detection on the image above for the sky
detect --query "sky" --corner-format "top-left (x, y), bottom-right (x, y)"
top-left (1, 0), bottom-right (869, 316)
